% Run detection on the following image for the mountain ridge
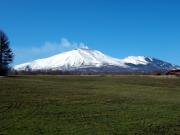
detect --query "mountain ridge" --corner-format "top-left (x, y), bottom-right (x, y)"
top-left (14, 48), bottom-right (179, 73)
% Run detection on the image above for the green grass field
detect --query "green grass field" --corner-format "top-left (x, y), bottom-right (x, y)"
top-left (0, 75), bottom-right (180, 135)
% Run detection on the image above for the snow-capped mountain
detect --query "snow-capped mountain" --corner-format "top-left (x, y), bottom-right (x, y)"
top-left (14, 48), bottom-right (127, 71)
top-left (14, 48), bottom-right (179, 73)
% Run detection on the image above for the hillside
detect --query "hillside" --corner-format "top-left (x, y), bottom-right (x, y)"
top-left (14, 48), bottom-right (179, 73)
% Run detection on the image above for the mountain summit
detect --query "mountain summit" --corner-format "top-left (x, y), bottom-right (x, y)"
top-left (14, 48), bottom-right (179, 73)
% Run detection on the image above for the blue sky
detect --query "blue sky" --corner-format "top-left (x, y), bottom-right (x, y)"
top-left (0, 0), bottom-right (180, 65)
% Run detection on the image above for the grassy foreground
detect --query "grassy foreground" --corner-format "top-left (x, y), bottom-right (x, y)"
top-left (0, 75), bottom-right (180, 135)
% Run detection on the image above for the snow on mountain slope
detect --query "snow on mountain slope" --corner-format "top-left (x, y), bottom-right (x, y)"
top-left (14, 48), bottom-right (127, 71)
top-left (122, 56), bottom-right (152, 65)
top-left (14, 48), bottom-right (178, 72)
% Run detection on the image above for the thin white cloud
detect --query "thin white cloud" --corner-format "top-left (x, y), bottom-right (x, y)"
top-left (31, 38), bottom-right (89, 53)
top-left (13, 38), bottom-right (89, 65)
top-left (79, 42), bottom-right (89, 49)
top-left (60, 38), bottom-right (73, 48)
